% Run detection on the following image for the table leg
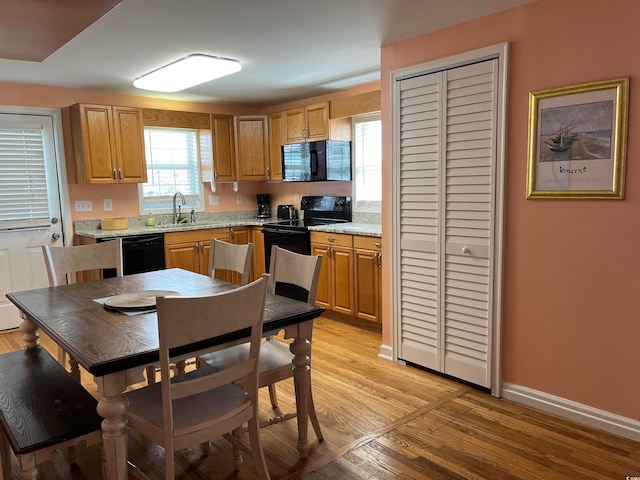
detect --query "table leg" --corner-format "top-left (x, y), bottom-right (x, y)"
top-left (96, 375), bottom-right (129, 480)
top-left (289, 335), bottom-right (311, 458)
top-left (19, 315), bottom-right (39, 349)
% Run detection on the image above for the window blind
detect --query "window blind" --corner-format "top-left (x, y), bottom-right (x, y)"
top-left (140, 127), bottom-right (202, 212)
top-left (0, 123), bottom-right (51, 230)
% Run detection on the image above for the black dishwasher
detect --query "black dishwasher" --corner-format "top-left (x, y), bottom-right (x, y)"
top-left (100, 234), bottom-right (165, 278)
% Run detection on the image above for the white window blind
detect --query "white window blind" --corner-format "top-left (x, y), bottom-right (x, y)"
top-left (0, 122), bottom-right (51, 230)
top-left (352, 115), bottom-right (382, 212)
top-left (139, 127), bottom-right (203, 213)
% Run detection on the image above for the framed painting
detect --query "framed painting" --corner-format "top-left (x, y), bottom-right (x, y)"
top-left (526, 77), bottom-right (629, 199)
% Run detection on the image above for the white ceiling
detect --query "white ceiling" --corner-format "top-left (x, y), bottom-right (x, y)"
top-left (0, 0), bottom-right (533, 107)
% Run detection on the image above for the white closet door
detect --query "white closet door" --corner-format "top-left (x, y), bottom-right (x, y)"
top-left (397, 59), bottom-right (499, 388)
top-left (397, 72), bottom-right (441, 370)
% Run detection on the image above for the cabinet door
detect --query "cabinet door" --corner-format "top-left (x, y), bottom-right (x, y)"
top-left (284, 107), bottom-right (305, 144)
top-left (165, 242), bottom-right (200, 273)
top-left (331, 245), bottom-right (354, 315)
top-left (112, 107), bottom-right (146, 183)
top-left (70, 104), bottom-right (116, 184)
top-left (268, 112), bottom-right (284, 180)
top-left (252, 227), bottom-right (265, 280)
top-left (305, 102), bottom-right (329, 141)
top-left (212, 114), bottom-right (236, 181)
top-left (354, 248), bottom-right (381, 322)
top-left (235, 116), bottom-right (268, 181)
top-left (311, 243), bottom-right (331, 309)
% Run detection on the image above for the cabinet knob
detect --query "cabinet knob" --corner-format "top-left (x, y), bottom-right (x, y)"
top-left (327, 237), bottom-right (336, 242)
top-left (373, 242), bottom-right (381, 248)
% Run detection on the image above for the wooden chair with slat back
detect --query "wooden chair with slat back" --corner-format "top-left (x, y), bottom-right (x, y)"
top-left (145, 238), bottom-right (254, 385)
top-left (209, 238), bottom-right (253, 285)
top-left (124, 275), bottom-right (271, 480)
top-left (200, 245), bottom-right (324, 440)
top-left (41, 239), bottom-right (123, 381)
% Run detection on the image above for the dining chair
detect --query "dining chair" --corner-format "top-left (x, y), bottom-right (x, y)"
top-left (209, 238), bottom-right (253, 285)
top-left (200, 245), bottom-right (324, 440)
top-left (41, 239), bottom-right (123, 381)
top-left (123, 274), bottom-right (271, 480)
top-left (145, 238), bottom-right (255, 385)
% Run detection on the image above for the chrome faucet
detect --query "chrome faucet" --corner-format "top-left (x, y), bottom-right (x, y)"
top-left (172, 191), bottom-right (186, 224)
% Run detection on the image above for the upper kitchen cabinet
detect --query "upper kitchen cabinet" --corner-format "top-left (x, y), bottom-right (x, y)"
top-left (69, 103), bottom-right (146, 184)
top-left (234, 115), bottom-right (269, 181)
top-left (205, 114), bottom-right (236, 182)
top-left (284, 102), bottom-right (329, 144)
top-left (267, 112), bottom-right (284, 181)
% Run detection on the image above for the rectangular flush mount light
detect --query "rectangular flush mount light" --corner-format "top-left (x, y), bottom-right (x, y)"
top-left (133, 54), bottom-right (241, 92)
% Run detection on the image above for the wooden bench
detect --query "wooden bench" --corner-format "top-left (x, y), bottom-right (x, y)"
top-left (0, 347), bottom-right (103, 479)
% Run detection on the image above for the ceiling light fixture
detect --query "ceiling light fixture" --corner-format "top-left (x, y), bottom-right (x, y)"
top-left (133, 54), bottom-right (241, 92)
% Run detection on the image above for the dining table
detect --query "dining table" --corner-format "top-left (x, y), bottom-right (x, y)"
top-left (6, 268), bottom-right (325, 480)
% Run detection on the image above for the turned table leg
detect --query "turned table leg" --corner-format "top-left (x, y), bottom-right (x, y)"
top-left (96, 375), bottom-right (129, 480)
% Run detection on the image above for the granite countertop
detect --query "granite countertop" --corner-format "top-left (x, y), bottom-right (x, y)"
top-left (75, 212), bottom-right (382, 239)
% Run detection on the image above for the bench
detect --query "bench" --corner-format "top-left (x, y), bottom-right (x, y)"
top-left (0, 347), bottom-right (103, 479)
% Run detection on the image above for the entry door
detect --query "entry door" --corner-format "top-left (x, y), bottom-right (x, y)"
top-left (393, 51), bottom-right (506, 389)
top-left (0, 113), bottom-right (65, 330)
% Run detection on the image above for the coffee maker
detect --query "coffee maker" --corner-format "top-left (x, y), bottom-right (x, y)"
top-left (256, 194), bottom-right (271, 219)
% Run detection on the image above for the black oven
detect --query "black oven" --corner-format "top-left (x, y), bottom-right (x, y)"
top-left (262, 196), bottom-right (351, 272)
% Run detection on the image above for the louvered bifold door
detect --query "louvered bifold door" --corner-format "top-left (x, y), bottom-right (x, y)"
top-left (397, 73), bottom-right (442, 370)
top-left (397, 59), bottom-right (498, 388)
top-left (442, 60), bottom-right (497, 387)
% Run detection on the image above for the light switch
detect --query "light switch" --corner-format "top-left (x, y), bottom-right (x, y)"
top-left (103, 198), bottom-right (113, 211)
top-left (236, 194), bottom-right (243, 205)
top-left (209, 195), bottom-right (219, 206)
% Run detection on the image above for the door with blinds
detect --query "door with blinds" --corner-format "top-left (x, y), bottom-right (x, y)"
top-left (394, 55), bottom-right (505, 389)
top-left (0, 113), bottom-right (64, 329)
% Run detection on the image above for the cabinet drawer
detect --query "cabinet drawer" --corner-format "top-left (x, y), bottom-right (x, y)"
top-left (353, 235), bottom-right (382, 251)
top-left (165, 228), bottom-right (229, 246)
top-left (310, 231), bottom-right (352, 247)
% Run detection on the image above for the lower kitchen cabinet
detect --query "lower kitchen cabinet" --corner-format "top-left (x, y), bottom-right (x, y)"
top-left (252, 226), bottom-right (265, 280)
top-left (164, 228), bottom-right (230, 277)
top-left (353, 236), bottom-right (383, 323)
top-left (310, 231), bottom-right (354, 316)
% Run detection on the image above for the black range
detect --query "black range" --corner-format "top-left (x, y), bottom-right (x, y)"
top-left (262, 195), bottom-right (351, 271)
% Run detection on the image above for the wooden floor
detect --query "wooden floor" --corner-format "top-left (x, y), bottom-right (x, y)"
top-left (1, 314), bottom-right (639, 479)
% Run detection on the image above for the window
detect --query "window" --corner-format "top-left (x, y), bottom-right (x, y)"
top-left (352, 114), bottom-right (382, 212)
top-left (138, 127), bottom-right (204, 214)
top-left (0, 114), bottom-right (57, 230)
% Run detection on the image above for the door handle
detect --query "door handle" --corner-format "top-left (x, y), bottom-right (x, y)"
top-left (462, 246), bottom-right (471, 254)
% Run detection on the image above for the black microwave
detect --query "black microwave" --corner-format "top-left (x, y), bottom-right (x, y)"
top-left (281, 140), bottom-right (352, 182)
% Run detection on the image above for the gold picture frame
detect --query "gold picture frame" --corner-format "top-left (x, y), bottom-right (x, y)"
top-left (526, 77), bottom-right (629, 199)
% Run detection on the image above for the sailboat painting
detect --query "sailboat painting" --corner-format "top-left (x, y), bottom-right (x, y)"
top-left (527, 77), bottom-right (628, 199)
top-left (539, 100), bottom-right (612, 162)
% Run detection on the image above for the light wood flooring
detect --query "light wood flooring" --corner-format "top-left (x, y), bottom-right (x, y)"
top-left (0, 313), bottom-right (638, 479)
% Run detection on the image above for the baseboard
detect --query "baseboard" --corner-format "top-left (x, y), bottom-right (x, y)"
top-left (502, 382), bottom-right (640, 442)
top-left (378, 343), bottom-right (392, 360)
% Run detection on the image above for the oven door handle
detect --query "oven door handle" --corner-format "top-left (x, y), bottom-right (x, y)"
top-left (263, 228), bottom-right (308, 235)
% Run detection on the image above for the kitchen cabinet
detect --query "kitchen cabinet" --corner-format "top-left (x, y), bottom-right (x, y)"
top-left (164, 228), bottom-right (229, 277)
top-left (353, 236), bottom-right (382, 323)
top-left (210, 114), bottom-right (236, 182)
top-left (234, 115), bottom-right (269, 181)
top-left (252, 227), bottom-right (266, 281)
top-left (267, 112), bottom-right (285, 180)
top-left (284, 102), bottom-right (329, 144)
top-left (310, 231), bottom-right (354, 316)
top-left (69, 103), bottom-right (146, 184)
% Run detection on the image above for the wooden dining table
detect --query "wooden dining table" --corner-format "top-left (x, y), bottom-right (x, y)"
top-left (6, 268), bottom-right (324, 480)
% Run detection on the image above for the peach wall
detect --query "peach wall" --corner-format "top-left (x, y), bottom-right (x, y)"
top-left (381, 0), bottom-right (640, 421)
top-left (0, 82), bottom-right (374, 220)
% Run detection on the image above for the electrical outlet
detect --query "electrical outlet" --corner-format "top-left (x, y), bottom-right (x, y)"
top-left (74, 200), bottom-right (93, 212)
top-left (294, 193), bottom-right (300, 204)
top-left (209, 195), bottom-right (219, 206)
top-left (103, 198), bottom-right (113, 211)
top-left (236, 194), bottom-right (243, 205)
